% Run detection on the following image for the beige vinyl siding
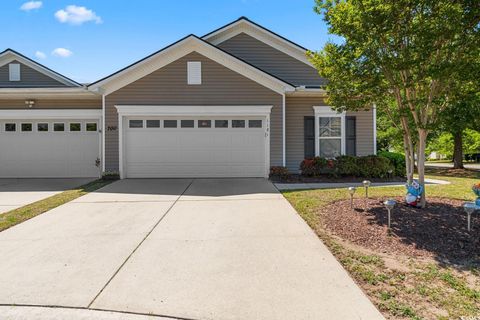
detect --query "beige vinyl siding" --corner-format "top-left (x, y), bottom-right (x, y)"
top-left (0, 60), bottom-right (69, 87)
top-left (217, 33), bottom-right (326, 87)
top-left (0, 99), bottom-right (101, 109)
top-left (285, 96), bottom-right (375, 172)
top-left (104, 51), bottom-right (283, 172)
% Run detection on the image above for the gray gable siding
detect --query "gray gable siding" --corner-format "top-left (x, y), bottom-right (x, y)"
top-left (104, 51), bottom-right (283, 172)
top-left (217, 33), bottom-right (326, 87)
top-left (0, 60), bottom-right (68, 88)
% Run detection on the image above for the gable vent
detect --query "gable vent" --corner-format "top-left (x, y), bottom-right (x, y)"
top-left (187, 61), bottom-right (201, 85)
top-left (9, 63), bottom-right (21, 81)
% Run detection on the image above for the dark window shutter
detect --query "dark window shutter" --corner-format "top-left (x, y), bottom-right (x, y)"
top-left (346, 116), bottom-right (356, 156)
top-left (304, 116), bottom-right (315, 158)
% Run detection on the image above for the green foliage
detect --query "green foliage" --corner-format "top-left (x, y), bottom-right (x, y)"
top-left (335, 155), bottom-right (358, 176)
top-left (300, 155), bottom-right (395, 178)
top-left (356, 155), bottom-right (394, 178)
top-left (310, 0), bottom-right (480, 188)
top-left (427, 130), bottom-right (480, 159)
top-left (378, 151), bottom-right (406, 177)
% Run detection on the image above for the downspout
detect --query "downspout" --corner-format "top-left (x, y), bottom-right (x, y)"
top-left (282, 93), bottom-right (286, 167)
top-left (373, 103), bottom-right (377, 155)
top-left (102, 93), bottom-right (106, 172)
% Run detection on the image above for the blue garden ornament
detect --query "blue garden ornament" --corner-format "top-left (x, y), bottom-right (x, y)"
top-left (405, 180), bottom-right (424, 207)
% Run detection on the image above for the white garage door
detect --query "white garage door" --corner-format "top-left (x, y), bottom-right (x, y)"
top-left (123, 117), bottom-right (268, 178)
top-left (0, 119), bottom-right (100, 178)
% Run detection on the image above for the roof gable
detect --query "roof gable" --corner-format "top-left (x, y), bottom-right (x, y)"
top-left (88, 35), bottom-right (295, 95)
top-left (0, 49), bottom-right (81, 87)
top-left (202, 17), bottom-right (313, 68)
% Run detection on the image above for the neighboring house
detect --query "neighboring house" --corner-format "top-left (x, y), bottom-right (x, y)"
top-left (0, 17), bottom-right (376, 179)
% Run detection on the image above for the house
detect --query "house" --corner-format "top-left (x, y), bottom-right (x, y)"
top-left (0, 17), bottom-right (376, 179)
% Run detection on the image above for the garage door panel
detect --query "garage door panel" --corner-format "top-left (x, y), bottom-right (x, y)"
top-left (0, 119), bottom-right (100, 178)
top-left (124, 117), bottom-right (268, 178)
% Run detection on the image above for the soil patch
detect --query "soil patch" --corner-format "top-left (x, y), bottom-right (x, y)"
top-left (322, 197), bottom-right (480, 265)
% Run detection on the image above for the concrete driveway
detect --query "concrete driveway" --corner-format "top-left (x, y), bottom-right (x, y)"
top-left (0, 178), bottom-right (384, 320)
top-left (0, 178), bottom-right (94, 214)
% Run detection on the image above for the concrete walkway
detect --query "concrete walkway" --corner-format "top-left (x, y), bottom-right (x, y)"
top-left (275, 178), bottom-right (450, 191)
top-left (426, 162), bottom-right (480, 170)
top-left (0, 178), bottom-right (384, 320)
top-left (0, 178), bottom-right (94, 214)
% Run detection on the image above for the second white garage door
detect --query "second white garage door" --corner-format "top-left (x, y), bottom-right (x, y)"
top-left (123, 117), bottom-right (268, 178)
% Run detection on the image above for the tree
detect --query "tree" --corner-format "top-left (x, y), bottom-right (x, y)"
top-left (436, 81), bottom-right (480, 168)
top-left (310, 0), bottom-right (480, 207)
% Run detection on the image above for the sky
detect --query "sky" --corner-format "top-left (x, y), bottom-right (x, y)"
top-left (0, 0), bottom-right (336, 84)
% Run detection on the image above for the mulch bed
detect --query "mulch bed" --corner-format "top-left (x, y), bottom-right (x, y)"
top-left (322, 197), bottom-right (480, 264)
top-left (271, 174), bottom-right (405, 183)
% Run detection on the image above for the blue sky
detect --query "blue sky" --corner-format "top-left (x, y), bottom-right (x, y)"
top-left (1, 0), bottom-right (334, 83)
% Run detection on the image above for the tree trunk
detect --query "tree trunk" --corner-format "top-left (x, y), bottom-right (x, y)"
top-left (400, 116), bottom-right (415, 183)
top-left (453, 131), bottom-right (464, 169)
top-left (417, 129), bottom-right (428, 208)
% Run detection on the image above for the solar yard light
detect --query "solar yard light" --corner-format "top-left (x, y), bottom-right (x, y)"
top-left (348, 187), bottom-right (356, 209)
top-left (363, 180), bottom-right (372, 198)
top-left (384, 199), bottom-right (396, 229)
top-left (463, 202), bottom-right (478, 232)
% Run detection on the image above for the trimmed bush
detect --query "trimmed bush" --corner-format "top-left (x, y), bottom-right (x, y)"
top-left (270, 166), bottom-right (289, 179)
top-left (378, 151), bottom-right (406, 177)
top-left (300, 157), bottom-right (335, 176)
top-left (356, 155), bottom-right (394, 178)
top-left (300, 155), bottom-right (396, 178)
top-left (335, 155), bottom-right (359, 176)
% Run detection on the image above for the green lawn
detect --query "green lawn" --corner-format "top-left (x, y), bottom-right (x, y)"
top-left (0, 179), bottom-right (113, 232)
top-left (283, 168), bottom-right (480, 320)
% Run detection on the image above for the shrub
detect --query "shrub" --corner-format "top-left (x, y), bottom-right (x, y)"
top-left (356, 155), bottom-right (394, 178)
top-left (335, 155), bottom-right (359, 176)
top-left (378, 151), bottom-right (406, 177)
top-left (102, 171), bottom-right (120, 180)
top-left (300, 155), bottom-right (395, 178)
top-left (300, 157), bottom-right (334, 176)
top-left (270, 166), bottom-right (289, 179)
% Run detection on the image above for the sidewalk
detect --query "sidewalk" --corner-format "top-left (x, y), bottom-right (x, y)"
top-left (275, 178), bottom-right (450, 191)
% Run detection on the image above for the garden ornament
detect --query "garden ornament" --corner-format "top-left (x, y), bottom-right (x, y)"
top-left (463, 202), bottom-right (478, 232)
top-left (472, 183), bottom-right (480, 206)
top-left (363, 180), bottom-right (371, 198)
top-left (405, 180), bottom-right (424, 207)
top-left (384, 199), bottom-right (396, 229)
top-left (348, 187), bottom-right (356, 209)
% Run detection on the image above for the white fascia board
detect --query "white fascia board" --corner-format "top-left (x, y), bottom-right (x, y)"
top-left (0, 87), bottom-right (99, 99)
top-left (115, 105), bottom-right (273, 116)
top-left (0, 51), bottom-right (80, 87)
top-left (287, 88), bottom-right (328, 97)
top-left (90, 37), bottom-right (294, 96)
top-left (0, 109), bottom-right (102, 119)
top-left (204, 20), bottom-right (313, 68)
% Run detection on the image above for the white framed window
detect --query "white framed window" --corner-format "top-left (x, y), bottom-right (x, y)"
top-left (9, 63), bottom-right (20, 81)
top-left (187, 61), bottom-right (201, 85)
top-left (313, 106), bottom-right (346, 158)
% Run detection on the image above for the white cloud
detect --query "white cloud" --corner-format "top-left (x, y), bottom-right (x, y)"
top-left (52, 48), bottom-right (73, 58)
top-left (54, 5), bottom-right (102, 25)
top-left (20, 1), bottom-right (42, 11)
top-left (35, 51), bottom-right (47, 59)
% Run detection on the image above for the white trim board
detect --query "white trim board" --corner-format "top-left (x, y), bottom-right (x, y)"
top-left (114, 105), bottom-right (274, 116)
top-left (89, 36), bottom-right (294, 95)
top-left (0, 109), bottom-right (102, 119)
top-left (203, 19), bottom-right (313, 68)
top-left (0, 50), bottom-right (80, 87)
